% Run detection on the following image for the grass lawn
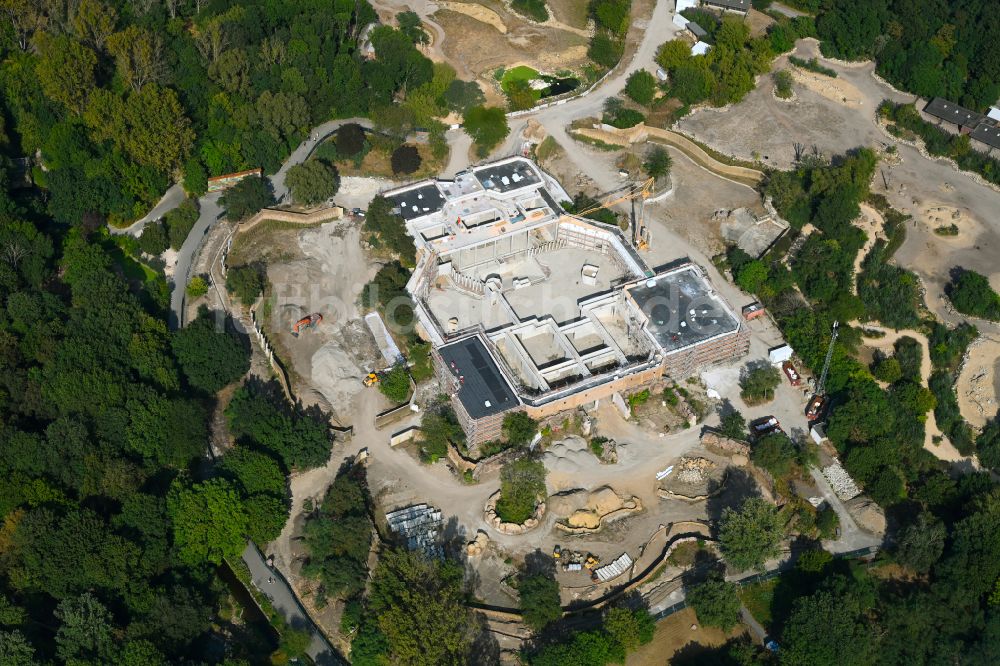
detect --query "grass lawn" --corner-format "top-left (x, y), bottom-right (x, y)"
top-left (737, 578), bottom-right (777, 628)
top-left (626, 607), bottom-right (745, 665)
top-left (501, 65), bottom-right (540, 92)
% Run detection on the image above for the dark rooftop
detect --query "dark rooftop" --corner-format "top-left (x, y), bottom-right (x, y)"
top-left (388, 184), bottom-right (446, 221)
top-left (923, 97), bottom-right (984, 127)
top-left (702, 0), bottom-right (750, 11)
top-left (970, 122), bottom-right (1000, 149)
top-left (438, 337), bottom-right (519, 419)
top-left (628, 268), bottom-right (739, 354)
top-left (687, 21), bottom-right (708, 38)
top-left (473, 161), bottom-right (541, 193)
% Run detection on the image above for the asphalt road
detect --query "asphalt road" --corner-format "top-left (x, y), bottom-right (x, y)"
top-left (241, 542), bottom-right (347, 665)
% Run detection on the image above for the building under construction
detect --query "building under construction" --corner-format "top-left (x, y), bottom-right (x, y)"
top-left (383, 157), bottom-right (749, 445)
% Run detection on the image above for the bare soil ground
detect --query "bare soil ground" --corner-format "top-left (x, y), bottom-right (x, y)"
top-left (626, 607), bottom-right (745, 665)
top-left (547, 0), bottom-right (591, 29)
top-left (434, 2), bottom-right (590, 86)
top-left (334, 143), bottom-right (446, 181)
top-left (957, 333), bottom-right (1000, 428)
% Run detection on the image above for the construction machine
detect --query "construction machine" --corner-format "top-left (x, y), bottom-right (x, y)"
top-left (552, 545), bottom-right (562, 560)
top-left (806, 320), bottom-right (839, 420)
top-left (363, 372), bottom-right (379, 387)
top-left (291, 312), bottom-right (323, 337)
top-left (573, 177), bottom-right (655, 251)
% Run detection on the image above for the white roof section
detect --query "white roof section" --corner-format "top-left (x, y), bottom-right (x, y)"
top-left (988, 106), bottom-right (1000, 122)
top-left (768, 344), bottom-right (793, 364)
top-left (692, 41), bottom-right (712, 56)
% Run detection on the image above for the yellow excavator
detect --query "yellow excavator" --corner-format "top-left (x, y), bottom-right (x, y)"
top-left (573, 177), bottom-right (655, 251)
top-left (363, 372), bottom-right (379, 387)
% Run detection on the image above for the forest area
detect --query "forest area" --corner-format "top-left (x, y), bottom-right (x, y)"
top-left (798, 0), bottom-right (1000, 110)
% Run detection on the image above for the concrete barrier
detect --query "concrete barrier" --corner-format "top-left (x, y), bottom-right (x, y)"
top-left (237, 205), bottom-right (344, 235)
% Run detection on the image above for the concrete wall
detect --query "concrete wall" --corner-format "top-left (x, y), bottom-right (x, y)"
top-left (237, 205), bottom-right (344, 235)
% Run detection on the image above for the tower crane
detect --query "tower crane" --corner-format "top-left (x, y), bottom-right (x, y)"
top-left (573, 177), bottom-right (655, 251)
top-left (806, 320), bottom-right (839, 420)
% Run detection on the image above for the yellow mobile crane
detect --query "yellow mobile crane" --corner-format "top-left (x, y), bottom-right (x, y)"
top-left (573, 177), bottom-right (655, 251)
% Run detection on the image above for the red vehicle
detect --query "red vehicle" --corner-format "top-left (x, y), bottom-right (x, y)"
top-left (782, 361), bottom-right (801, 386)
top-left (806, 395), bottom-right (826, 420)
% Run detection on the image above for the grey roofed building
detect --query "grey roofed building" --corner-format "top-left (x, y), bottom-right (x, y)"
top-left (387, 183), bottom-right (447, 221)
top-left (686, 21), bottom-right (708, 39)
top-left (701, 0), bottom-right (750, 13)
top-left (923, 97), bottom-right (984, 130)
top-left (437, 336), bottom-right (519, 420)
top-left (970, 122), bottom-right (1000, 150)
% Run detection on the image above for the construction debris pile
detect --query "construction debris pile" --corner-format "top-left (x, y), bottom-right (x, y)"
top-left (386, 504), bottom-right (443, 558)
top-left (675, 457), bottom-right (716, 484)
top-left (822, 462), bottom-right (861, 501)
top-left (594, 552), bottom-right (634, 583)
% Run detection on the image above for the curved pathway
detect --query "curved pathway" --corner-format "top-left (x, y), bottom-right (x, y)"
top-left (165, 118), bottom-right (371, 329)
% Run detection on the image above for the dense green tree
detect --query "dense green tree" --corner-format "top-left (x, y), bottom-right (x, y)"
top-left (55, 592), bottom-right (114, 662)
top-left (366, 548), bottom-right (478, 665)
top-left (33, 32), bottom-right (97, 115)
top-left (496, 457), bottom-right (547, 524)
top-left (336, 123), bottom-right (367, 157)
top-left (519, 565), bottom-right (562, 631)
top-left (225, 380), bottom-right (332, 470)
top-left (397, 11), bottom-right (429, 44)
top-left (225, 263), bottom-right (266, 307)
top-left (390, 144), bottom-right (422, 175)
top-left (503, 411), bottom-right (538, 447)
top-left (739, 364), bottom-right (781, 404)
top-left (642, 145), bottom-right (672, 181)
top-left (444, 80), bottom-right (485, 113)
top-left (719, 497), bottom-right (784, 571)
top-left (624, 70), bottom-right (657, 106)
top-left (167, 477), bottom-right (248, 567)
top-left (687, 574), bottom-right (741, 631)
top-left (719, 410), bottom-right (747, 440)
top-left (166, 197), bottom-right (200, 250)
top-left (780, 583), bottom-right (876, 666)
top-left (735, 259), bottom-right (769, 294)
top-left (751, 432), bottom-right (797, 479)
top-left (286, 159), bottom-right (340, 206)
top-left (895, 512), bottom-right (946, 573)
top-left (364, 196), bottom-right (417, 265)
top-left (220, 177), bottom-right (274, 223)
top-left (172, 307), bottom-right (249, 393)
top-left (463, 106), bottom-right (510, 156)
top-left (511, 0), bottom-right (549, 22)
top-left (419, 404), bottom-right (465, 462)
top-left (378, 364), bottom-right (411, 403)
top-left (947, 269), bottom-right (1000, 321)
top-left (0, 631), bottom-right (35, 666)
top-left (138, 222), bottom-right (169, 256)
top-left (604, 606), bottom-right (654, 652)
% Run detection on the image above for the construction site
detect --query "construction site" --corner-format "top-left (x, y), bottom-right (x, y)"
top-left (383, 157), bottom-right (750, 444)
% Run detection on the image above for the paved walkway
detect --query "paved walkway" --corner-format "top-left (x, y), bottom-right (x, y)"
top-left (241, 542), bottom-right (347, 665)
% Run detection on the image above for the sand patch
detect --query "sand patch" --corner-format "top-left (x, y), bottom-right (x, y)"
top-left (851, 203), bottom-right (884, 293)
top-left (916, 202), bottom-right (981, 248)
top-left (439, 1), bottom-right (508, 33)
top-left (789, 67), bottom-right (863, 108)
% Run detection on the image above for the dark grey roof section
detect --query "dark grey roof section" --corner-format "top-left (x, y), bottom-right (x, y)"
top-left (687, 21), bottom-right (708, 38)
top-left (923, 97), bottom-right (984, 127)
top-left (388, 184), bottom-right (446, 221)
top-left (702, 0), bottom-right (750, 11)
top-left (438, 337), bottom-right (519, 419)
top-left (474, 161), bottom-right (541, 193)
top-left (629, 269), bottom-right (739, 353)
top-left (970, 122), bottom-right (1000, 149)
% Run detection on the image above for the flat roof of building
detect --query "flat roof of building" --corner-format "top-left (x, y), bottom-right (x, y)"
top-left (687, 21), bottom-right (707, 38)
top-left (474, 161), bottom-right (541, 193)
top-left (970, 122), bottom-right (1000, 149)
top-left (702, 0), bottom-right (749, 11)
top-left (628, 267), bottom-right (740, 354)
top-left (438, 336), bottom-right (519, 419)
top-left (924, 97), bottom-right (984, 127)
top-left (389, 183), bottom-right (447, 221)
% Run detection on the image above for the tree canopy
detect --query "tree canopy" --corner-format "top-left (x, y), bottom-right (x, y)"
top-left (718, 498), bottom-right (784, 571)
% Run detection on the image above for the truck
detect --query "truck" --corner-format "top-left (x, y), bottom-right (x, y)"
top-left (782, 361), bottom-right (801, 386)
top-left (750, 416), bottom-right (782, 438)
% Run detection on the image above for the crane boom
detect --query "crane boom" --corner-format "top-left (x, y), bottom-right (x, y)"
top-left (573, 177), bottom-right (654, 251)
top-left (816, 320), bottom-right (839, 397)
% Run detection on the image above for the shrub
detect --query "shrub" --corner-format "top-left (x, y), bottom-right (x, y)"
top-left (443, 80), bottom-right (485, 113)
top-left (390, 145), bottom-right (422, 175)
top-left (286, 159), bottom-right (340, 205)
top-left (642, 145), bottom-right (672, 181)
top-left (186, 276), bottom-right (208, 299)
top-left (719, 410), bottom-right (747, 440)
top-left (220, 176), bottom-right (275, 222)
top-left (872, 356), bottom-right (902, 384)
top-left (378, 364), bottom-right (411, 403)
top-left (751, 432), bottom-right (797, 478)
top-left (511, 0), bottom-right (549, 22)
top-left (463, 106), bottom-right (509, 156)
top-left (518, 568), bottom-right (561, 631)
top-left (774, 69), bottom-right (793, 98)
top-left (420, 404), bottom-right (464, 462)
top-left (688, 575), bottom-right (741, 630)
